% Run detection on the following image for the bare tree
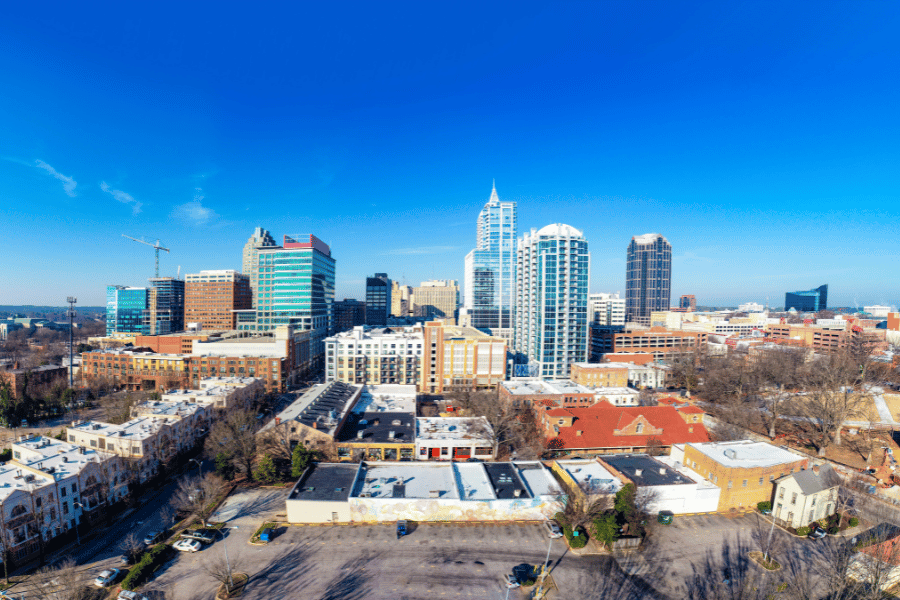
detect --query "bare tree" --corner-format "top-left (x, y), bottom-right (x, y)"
top-left (205, 409), bottom-right (258, 479)
top-left (26, 557), bottom-right (94, 600)
top-left (119, 532), bottom-right (145, 563)
top-left (170, 473), bottom-right (226, 525)
top-left (800, 350), bottom-right (869, 455)
top-left (202, 548), bottom-right (241, 590)
top-left (558, 480), bottom-right (613, 532)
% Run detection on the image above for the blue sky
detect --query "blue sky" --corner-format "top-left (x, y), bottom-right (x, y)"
top-left (1, 2), bottom-right (898, 308)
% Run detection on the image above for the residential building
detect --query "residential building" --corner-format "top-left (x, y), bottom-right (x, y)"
top-left (588, 293), bottom-right (626, 361)
top-left (81, 349), bottom-right (190, 391)
top-left (365, 273), bottom-right (392, 326)
top-left (286, 460), bottom-right (562, 523)
top-left (672, 440), bottom-right (808, 512)
top-left (679, 295), bottom-right (696, 311)
top-left (129, 399), bottom-right (212, 454)
top-left (626, 363), bottom-right (668, 389)
top-left (0, 365), bottom-right (68, 400)
top-left (325, 326), bottom-right (424, 389)
top-left (601, 326), bottom-right (707, 361)
top-left (625, 234), bottom-right (672, 326)
top-left (537, 401), bottom-right (709, 455)
top-left (144, 277), bottom-right (185, 335)
top-left (66, 417), bottom-right (179, 483)
top-left (773, 464), bottom-right (840, 528)
top-left (333, 299), bottom-right (366, 332)
top-left (413, 280), bottom-right (459, 323)
top-left (242, 227), bottom-right (277, 308)
top-left (598, 454), bottom-right (721, 514)
top-left (416, 417), bottom-right (495, 461)
top-left (570, 363), bottom-right (629, 389)
top-left (106, 285), bottom-right (148, 335)
top-left (235, 234), bottom-right (335, 371)
top-left (421, 321), bottom-right (507, 394)
top-left (500, 379), bottom-right (599, 410)
top-left (785, 284), bottom-right (828, 312)
top-left (463, 183), bottom-right (517, 344)
top-left (514, 224), bottom-right (589, 379)
top-left (184, 270), bottom-right (251, 330)
top-left (161, 377), bottom-right (264, 410)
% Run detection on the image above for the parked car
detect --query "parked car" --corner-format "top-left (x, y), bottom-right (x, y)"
top-left (259, 527), bottom-right (275, 542)
top-left (174, 539), bottom-right (202, 553)
top-left (182, 528), bottom-right (216, 544)
top-left (397, 520), bottom-right (408, 539)
top-left (117, 554), bottom-right (131, 565)
top-left (808, 525), bottom-right (827, 540)
top-left (504, 574), bottom-right (520, 589)
top-left (544, 521), bottom-right (563, 539)
top-left (118, 591), bottom-right (149, 600)
top-left (93, 568), bottom-right (119, 587)
top-left (143, 531), bottom-right (162, 546)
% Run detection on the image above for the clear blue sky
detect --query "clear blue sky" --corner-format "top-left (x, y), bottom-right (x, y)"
top-left (1, 2), bottom-right (898, 309)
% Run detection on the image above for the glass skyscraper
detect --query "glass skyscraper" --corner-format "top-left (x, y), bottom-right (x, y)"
top-left (242, 227), bottom-right (277, 308)
top-left (106, 285), bottom-right (149, 335)
top-left (463, 184), bottom-right (517, 344)
top-left (785, 284), bottom-right (827, 312)
top-left (625, 233), bottom-right (672, 325)
top-left (145, 277), bottom-right (185, 335)
top-left (514, 224), bottom-right (590, 379)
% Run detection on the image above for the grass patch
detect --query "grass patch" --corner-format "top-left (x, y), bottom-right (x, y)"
top-left (749, 551), bottom-right (781, 571)
top-left (251, 522), bottom-right (277, 543)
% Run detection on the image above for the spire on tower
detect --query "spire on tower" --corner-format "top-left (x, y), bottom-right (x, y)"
top-left (489, 179), bottom-right (499, 203)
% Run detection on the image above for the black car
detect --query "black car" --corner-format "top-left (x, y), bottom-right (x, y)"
top-left (808, 525), bottom-right (827, 540)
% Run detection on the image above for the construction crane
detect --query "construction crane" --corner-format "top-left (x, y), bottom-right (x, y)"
top-left (122, 234), bottom-right (170, 278)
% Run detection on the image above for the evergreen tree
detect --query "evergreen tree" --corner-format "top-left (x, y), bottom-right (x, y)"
top-left (291, 443), bottom-right (315, 478)
top-left (254, 453), bottom-right (278, 484)
top-left (215, 452), bottom-right (235, 481)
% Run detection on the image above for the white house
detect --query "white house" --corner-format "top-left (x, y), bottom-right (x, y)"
top-left (773, 464), bottom-right (840, 528)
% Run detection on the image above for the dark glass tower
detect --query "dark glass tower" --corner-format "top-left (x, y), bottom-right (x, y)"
top-left (625, 234), bottom-right (672, 325)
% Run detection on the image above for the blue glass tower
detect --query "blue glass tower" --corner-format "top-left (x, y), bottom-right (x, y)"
top-left (785, 285), bottom-right (828, 312)
top-left (463, 183), bottom-right (517, 344)
top-left (106, 285), bottom-right (149, 335)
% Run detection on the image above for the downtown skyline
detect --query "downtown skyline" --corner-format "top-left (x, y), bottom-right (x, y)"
top-left (1, 3), bottom-right (898, 308)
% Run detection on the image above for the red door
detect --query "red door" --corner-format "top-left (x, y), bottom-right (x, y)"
top-left (431, 447), bottom-right (441, 458)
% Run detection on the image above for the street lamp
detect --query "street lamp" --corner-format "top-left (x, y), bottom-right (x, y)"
top-left (72, 501), bottom-right (84, 546)
top-left (213, 527), bottom-right (233, 589)
top-left (189, 458), bottom-right (202, 480)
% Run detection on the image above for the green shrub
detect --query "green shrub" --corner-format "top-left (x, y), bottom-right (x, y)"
top-left (828, 526), bottom-right (839, 535)
top-left (796, 526), bottom-right (810, 537)
top-left (0, 449), bottom-right (10, 463)
top-left (121, 543), bottom-right (173, 590)
top-left (554, 512), bottom-right (569, 527)
top-left (757, 501), bottom-right (771, 512)
top-left (521, 578), bottom-right (537, 586)
top-left (593, 513), bottom-right (620, 549)
top-left (849, 517), bottom-right (859, 527)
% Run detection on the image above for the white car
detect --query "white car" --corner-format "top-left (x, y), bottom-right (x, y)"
top-left (94, 568), bottom-right (119, 587)
top-left (174, 539), bottom-right (202, 552)
top-left (118, 592), bottom-right (149, 600)
top-left (544, 521), bottom-right (563, 539)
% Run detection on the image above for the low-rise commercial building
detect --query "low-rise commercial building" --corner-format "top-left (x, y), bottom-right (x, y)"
top-left (500, 379), bottom-right (597, 409)
top-left (672, 440), bottom-right (808, 512)
top-left (286, 460), bottom-right (562, 523)
top-left (415, 417), bottom-right (495, 461)
top-left (551, 459), bottom-right (623, 500)
top-left (335, 385), bottom-right (417, 462)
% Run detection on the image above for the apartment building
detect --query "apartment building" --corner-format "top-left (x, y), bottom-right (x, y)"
top-left (81, 349), bottom-right (190, 391)
top-left (184, 270), bottom-right (252, 330)
top-left (421, 321), bottom-right (506, 394)
top-left (412, 280), bottom-right (459, 322)
top-left (325, 326), bottom-right (424, 390)
top-left (606, 327), bottom-right (708, 360)
top-left (0, 365), bottom-right (68, 400)
top-left (672, 440), bottom-right (808, 512)
top-left (67, 418), bottom-right (178, 483)
top-left (570, 363), bottom-right (629, 388)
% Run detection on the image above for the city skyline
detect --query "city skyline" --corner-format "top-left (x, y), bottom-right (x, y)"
top-left (1, 3), bottom-right (899, 307)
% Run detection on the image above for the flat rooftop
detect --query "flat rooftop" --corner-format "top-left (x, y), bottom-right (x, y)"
top-left (571, 363), bottom-right (629, 370)
top-left (501, 379), bottom-right (594, 395)
top-left (351, 385), bottom-right (416, 414)
top-left (336, 411), bottom-right (415, 444)
top-left (353, 462), bottom-right (460, 500)
top-left (289, 463), bottom-right (359, 502)
top-left (515, 462), bottom-right (560, 497)
top-left (416, 417), bottom-right (493, 442)
top-left (133, 399), bottom-right (205, 417)
top-left (556, 459), bottom-right (623, 494)
top-left (484, 463), bottom-right (531, 499)
top-left (601, 454), bottom-right (694, 487)
top-left (455, 463), bottom-right (496, 500)
top-left (265, 381), bottom-right (360, 435)
top-left (687, 440), bottom-right (802, 469)
top-left (69, 417), bottom-right (166, 442)
top-left (592, 387), bottom-right (637, 395)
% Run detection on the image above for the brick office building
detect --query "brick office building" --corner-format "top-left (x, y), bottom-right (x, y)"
top-left (0, 365), bottom-right (68, 399)
top-left (184, 270), bottom-right (252, 330)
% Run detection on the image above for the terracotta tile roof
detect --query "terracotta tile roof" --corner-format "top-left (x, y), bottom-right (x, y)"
top-left (860, 537), bottom-right (900, 566)
top-left (545, 401), bottom-right (710, 450)
top-left (677, 406), bottom-right (705, 414)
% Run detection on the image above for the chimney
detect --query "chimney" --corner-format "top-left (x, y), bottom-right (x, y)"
top-left (812, 465), bottom-right (820, 475)
top-left (312, 422), bottom-right (317, 429)
top-left (575, 430), bottom-right (582, 437)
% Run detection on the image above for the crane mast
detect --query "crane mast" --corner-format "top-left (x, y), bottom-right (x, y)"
top-left (121, 234), bottom-right (170, 278)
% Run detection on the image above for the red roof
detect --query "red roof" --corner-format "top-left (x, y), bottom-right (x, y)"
top-left (545, 401), bottom-right (709, 450)
top-left (860, 537), bottom-right (900, 566)
top-left (677, 406), bottom-right (705, 414)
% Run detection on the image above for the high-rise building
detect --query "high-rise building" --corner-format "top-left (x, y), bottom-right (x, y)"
top-left (235, 234), bottom-right (335, 370)
top-left (463, 184), bottom-right (517, 344)
top-left (242, 227), bottom-right (277, 308)
top-left (106, 285), bottom-right (148, 335)
top-left (785, 285), bottom-right (828, 312)
top-left (333, 299), bottom-right (366, 332)
top-left (325, 326), bottom-right (423, 388)
top-left (145, 277), bottom-right (185, 335)
top-left (679, 295), bottom-right (696, 311)
top-left (413, 280), bottom-right (459, 322)
top-left (625, 234), bottom-right (672, 325)
top-left (184, 270), bottom-right (252, 330)
top-left (514, 224), bottom-right (589, 379)
top-left (421, 320), bottom-right (506, 394)
top-left (588, 293), bottom-right (626, 362)
top-left (366, 273), bottom-right (392, 326)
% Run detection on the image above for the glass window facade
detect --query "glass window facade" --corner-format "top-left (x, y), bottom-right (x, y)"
top-left (106, 286), bottom-right (149, 335)
top-left (625, 234), bottom-right (672, 325)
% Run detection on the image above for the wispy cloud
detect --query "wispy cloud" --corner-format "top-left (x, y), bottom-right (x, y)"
top-left (100, 181), bottom-right (142, 214)
top-left (673, 251), bottom-right (714, 264)
top-left (35, 160), bottom-right (77, 197)
top-left (170, 188), bottom-right (219, 225)
top-left (381, 246), bottom-right (459, 256)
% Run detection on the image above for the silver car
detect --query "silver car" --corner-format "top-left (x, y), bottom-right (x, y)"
top-left (544, 521), bottom-right (563, 539)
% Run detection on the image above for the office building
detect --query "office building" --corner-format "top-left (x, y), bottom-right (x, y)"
top-left (679, 295), bottom-right (696, 311)
top-left (514, 224), bottom-right (589, 379)
top-left (599, 326), bottom-right (708, 361)
top-left (738, 302), bottom-right (766, 313)
top-left (242, 227), bottom-right (277, 308)
top-left (235, 234), bottom-right (335, 369)
top-left (333, 299), bottom-right (366, 332)
top-left (184, 270), bottom-right (252, 330)
top-left (864, 306), bottom-right (892, 318)
top-left (421, 320), bottom-right (507, 394)
top-left (625, 234), bottom-right (672, 325)
top-left (365, 273), bottom-right (392, 326)
top-left (588, 293), bottom-right (626, 361)
top-left (463, 184), bottom-right (517, 344)
top-left (106, 285), bottom-right (148, 335)
top-left (784, 285), bottom-right (828, 312)
top-left (413, 280), bottom-right (459, 322)
top-left (145, 277), bottom-right (185, 335)
top-left (325, 326), bottom-right (424, 389)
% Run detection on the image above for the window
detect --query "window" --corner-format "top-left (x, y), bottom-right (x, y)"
top-left (742, 480), bottom-right (748, 488)
top-left (635, 423), bottom-right (644, 434)
top-left (791, 492), bottom-right (797, 505)
top-left (727, 481), bottom-right (733, 489)
top-left (61, 488), bottom-right (67, 497)
top-left (758, 477), bottom-right (763, 486)
top-left (811, 497), bottom-right (816, 507)
top-left (71, 483), bottom-right (77, 493)
top-left (63, 502), bottom-right (68, 515)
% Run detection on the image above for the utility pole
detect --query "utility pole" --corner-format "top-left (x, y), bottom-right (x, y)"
top-left (67, 297), bottom-right (77, 388)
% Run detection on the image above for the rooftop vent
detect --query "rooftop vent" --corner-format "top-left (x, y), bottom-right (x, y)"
top-left (429, 490), bottom-right (440, 498)
top-left (513, 489), bottom-right (522, 497)
top-left (724, 449), bottom-right (738, 460)
top-left (659, 468), bottom-right (666, 475)
top-left (635, 469), bottom-right (643, 477)
top-left (357, 431), bottom-right (364, 439)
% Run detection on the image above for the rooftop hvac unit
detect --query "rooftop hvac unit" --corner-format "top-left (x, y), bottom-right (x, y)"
top-left (659, 468), bottom-right (666, 475)
top-left (357, 431), bottom-right (364, 439)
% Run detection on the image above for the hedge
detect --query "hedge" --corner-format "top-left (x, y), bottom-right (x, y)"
top-left (796, 526), bottom-right (810, 537)
top-left (121, 543), bottom-right (174, 590)
top-left (757, 501), bottom-right (771, 512)
top-left (563, 524), bottom-right (588, 549)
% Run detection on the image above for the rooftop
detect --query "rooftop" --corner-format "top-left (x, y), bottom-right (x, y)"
top-left (483, 463), bottom-right (531, 499)
top-left (327, 326), bottom-right (424, 341)
top-left (416, 417), bottom-right (493, 442)
top-left (133, 399), bottom-right (205, 418)
top-left (68, 416), bottom-right (167, 442)
top-left (289, 463), bottom-right (359, 502)
top-left (571, 363), bottom-right (629, 370)
top-left (687, 440), bottom-right (803, 469)
top-left (556, 459), bottom-right (622, 494)
top-left (350, 385), bottom-right (416, 414)
top-left (354, 462), bottom-right (460, 500)
top-left (265, 381), bottom-right (361, 436)
top-left (601, 454), bottom-right (694, 487)
top-left (501, 379), bottom-right (594, 396)
top-left (10, 436), bottom-right (114, 484)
